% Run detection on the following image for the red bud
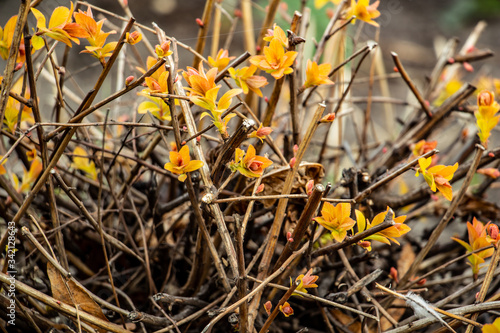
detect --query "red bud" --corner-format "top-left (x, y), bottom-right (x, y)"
top-left (306, 179), bottom-right (314, 196)
top-left (161, 40), bottom-right (170, 53)
top-left (320, 113), bottom-right (335, 123)
top-left (461, 128), bottom-right (469, 140)
top-left (488, 224), bottom-right (499, 240)
top-left (196, 18), bottom-right (204, 27)
top-left (463, 62), bottom-right (473, 72)
top-left (326, 8), bottom-right (334, 19)
top-left (125, 76), bottom-right (135, 86)
top-left (478, 90), bottom-right (494, 107)
top-left (256, 126), bottom-right (273, 138)
top-left (389, 267), bottom-right (398, 282)
top-left (152, 81), bottom-right (161, 91)
top-left (281, 303), bottom-right (294, 316)
top-left (264, 301), bottom-right (272, 316)
top-left (358, 240), bottom-right (371, 249)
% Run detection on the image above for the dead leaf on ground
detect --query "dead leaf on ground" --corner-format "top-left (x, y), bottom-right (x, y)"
top-left (330, 309), bottom-right (373, 333)
top-left (161, 201), bottom-right (191, 246)
top-left (397, 242), bottom-right (416, 278)
top-left (47, 262), bottom-right (109, 332)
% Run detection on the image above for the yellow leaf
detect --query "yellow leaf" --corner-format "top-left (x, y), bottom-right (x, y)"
top-left (71, 146), bottom-right (97, 180)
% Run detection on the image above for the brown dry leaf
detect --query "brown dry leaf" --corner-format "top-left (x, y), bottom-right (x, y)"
top-left (330, 309), bottom-right (371, 333)
top-left (124, 322), bottom-right (137, 330)
top-left (47, 262), bottom-right (109, 332)
top-left (477, 168), bottom-right (500, 179)
top-left (161, 201), bottom-right (191, 246)
top-left (380, 243), bottom-right (415, 330)
top-left (380, 297), bottom-right (406, 331)
top-left (397, 242), bottom-right (416, 278)
top-left (135, 218), bottom-right (158, 249)
top-left (459, 194), bottom-right (500, 221)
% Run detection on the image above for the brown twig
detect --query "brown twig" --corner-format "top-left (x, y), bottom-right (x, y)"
top-left (378, 82), bottom-right (475, 169)
top-left (215, 51), bottom-right (251, 82)
top-left (192, 0), bottom-right (215, 68)
top-left (211, 119), bottom-right (255, 185)
top-left (255, 0), bottom-right (281, 54)
top-left (451, 49), bottom-right (494, 63)
top-left (317, 45), bottom-right (374, 164)
top-left (288, 12), bottom-right (303, 145)
top-left (391, 52), bottom-right (432, 119)
top-left (405, 245), bottom-right (494, 290)
top-left (52, 171), bottom-right (143, 262)
top-left (301, 44), bottom-right (375, 99)
top-left (353, 149), bottom-right (438, 203)
top-left (0, 0), bottom-right (31, 142)
top-left (234, 215), bottom-right (248, 333)
top-left (423, 37), bottom-right (459, 100)
top-left (313, 0), bottom-right (347, 63)
top-left (273, 184), bottom-right (325, 271)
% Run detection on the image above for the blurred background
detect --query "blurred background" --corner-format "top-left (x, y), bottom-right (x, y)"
top-left (2, 0), bottom-right (500, 74)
